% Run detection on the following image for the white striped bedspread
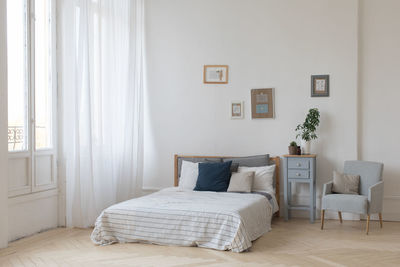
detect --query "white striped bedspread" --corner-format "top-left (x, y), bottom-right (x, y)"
top-left (91, 187), bottom-right (277, 252)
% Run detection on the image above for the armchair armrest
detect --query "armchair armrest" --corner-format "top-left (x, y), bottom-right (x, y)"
top-left (322, 181), bottom-right (333, 197)
top-left (368, 181), bottom-right (384, 214)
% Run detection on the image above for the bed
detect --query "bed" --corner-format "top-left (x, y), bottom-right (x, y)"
top-left (91, 155), bottom-right (280, 252)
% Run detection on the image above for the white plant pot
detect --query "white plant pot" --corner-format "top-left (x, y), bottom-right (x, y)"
top-left (301, 140), bottom-right (311, 154)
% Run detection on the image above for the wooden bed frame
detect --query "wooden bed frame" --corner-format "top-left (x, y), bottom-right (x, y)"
top-left (174, 155), bottom-right (280, 217)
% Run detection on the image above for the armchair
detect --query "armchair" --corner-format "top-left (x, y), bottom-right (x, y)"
top-left (321, 160), bottom-right (384, 234)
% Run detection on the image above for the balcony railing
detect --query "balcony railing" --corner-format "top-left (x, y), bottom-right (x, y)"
top-left (8, 126), bottom-right (24, 150)
top-left (8, 125), bottom-right (48, 151)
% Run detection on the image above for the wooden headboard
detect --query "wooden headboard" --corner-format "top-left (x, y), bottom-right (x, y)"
top-left (174, 155), bottom-right (280, 217)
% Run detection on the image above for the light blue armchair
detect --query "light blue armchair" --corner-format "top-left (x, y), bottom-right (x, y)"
top-left (321, 160), bottom-right (384, 234)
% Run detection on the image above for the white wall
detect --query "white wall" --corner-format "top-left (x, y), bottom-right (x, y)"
top-left (359, 0), bottom-right (400, 221)
top-left (144, 0), bottom-right (359, 213)
top-left (8, 191), bottom-right (59, 241)
top-left (0, 0), bottom-right (9, 248)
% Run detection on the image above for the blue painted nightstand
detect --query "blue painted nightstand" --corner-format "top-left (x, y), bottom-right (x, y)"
top-left (283, 154), bottom-right (317, 223)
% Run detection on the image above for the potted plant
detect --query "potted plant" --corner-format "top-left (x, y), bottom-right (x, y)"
top-left (295, 108), bottom-right (320, 154)
top-left (288, 141), bottom-right (297, 155)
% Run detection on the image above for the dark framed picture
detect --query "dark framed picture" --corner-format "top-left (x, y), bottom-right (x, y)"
top-left (311, 75), bottom-right (329, 97)
top-left (251, 88), bottom-right (274, 119)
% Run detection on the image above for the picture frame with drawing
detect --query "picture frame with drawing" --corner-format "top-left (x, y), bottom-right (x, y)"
top-left (203, 65), bottom-right (228, 84)
top-left (251, 88), bottom-right (274, 119)
top-left (230, 101), bottom-right (244, 119)
top-left (311, 75), bottom-right (329, 97)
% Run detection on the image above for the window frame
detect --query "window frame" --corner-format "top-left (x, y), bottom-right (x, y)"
top-left (8, 0), bottom-right (57, 197)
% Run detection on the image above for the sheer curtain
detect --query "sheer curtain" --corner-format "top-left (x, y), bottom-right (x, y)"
top-left (57, 0), bottom-right (144, 228)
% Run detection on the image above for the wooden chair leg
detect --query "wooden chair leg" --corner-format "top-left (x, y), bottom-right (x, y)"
top-left (366, 214), bottom-right (370, 235)
top-left (338, 211), bottom-right (343, 224)
top-left (379, 213), bottom-right (383, 228)
top-left (321, 209), bottom-right (325, 230)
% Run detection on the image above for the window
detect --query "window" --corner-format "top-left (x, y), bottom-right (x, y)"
top-left (34, 0), bottom-right (53, 150)
top-left (7, 0), bottom-right (57, 196)
top-left (7, 0), bottom-right (28, 152)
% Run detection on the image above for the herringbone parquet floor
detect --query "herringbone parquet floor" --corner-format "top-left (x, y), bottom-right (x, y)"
top-left (1, 218), bottom-right (399, 267)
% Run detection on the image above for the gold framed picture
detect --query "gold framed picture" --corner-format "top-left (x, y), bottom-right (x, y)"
top-left (231, 101), bottom-right (244, 119)
top-left (203, 65), bottom-right (228, 84)
top-left (251, 88), bottom-right (274, 119)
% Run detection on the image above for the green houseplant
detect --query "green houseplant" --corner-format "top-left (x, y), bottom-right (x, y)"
top-left (288, 141), bottom-right (297, 155)
top-left (295, 108), bottom-right (320, 154)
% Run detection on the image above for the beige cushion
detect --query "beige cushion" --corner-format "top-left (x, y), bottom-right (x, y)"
top-left (227, 172), bottom-right (255, 193)
top-left (332, 171), bottom-right (360, 194)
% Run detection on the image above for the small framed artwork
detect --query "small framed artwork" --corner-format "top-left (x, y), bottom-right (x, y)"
top-left (251, 88), bottom-right (274, 119)
top-left (231, 101), bottom-right (244, 119)
top-left (203, 65), bottom-right (228, 84)
top-left (311, 75), bottom-right (329, 97)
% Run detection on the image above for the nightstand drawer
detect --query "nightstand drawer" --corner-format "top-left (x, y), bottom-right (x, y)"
top-left (288, 169), bottom-right (310, 179)
top-left (288, 158), bottom-right (310, 169)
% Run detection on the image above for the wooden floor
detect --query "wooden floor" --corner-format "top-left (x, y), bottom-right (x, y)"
top-left (1, 218), bottom-right (400, 267)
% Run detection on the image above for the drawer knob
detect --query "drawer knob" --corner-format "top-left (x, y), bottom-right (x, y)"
top-left (296, 173), bottom-right (301, 176)
top-left (297, 163), bottom-right (301, 167)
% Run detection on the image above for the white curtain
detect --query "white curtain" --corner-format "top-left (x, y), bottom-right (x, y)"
top-left (57, 0), bottom-right (144, 228)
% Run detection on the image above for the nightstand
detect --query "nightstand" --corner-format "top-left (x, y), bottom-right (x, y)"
top-left (283, 154), bottom-right (317, 223)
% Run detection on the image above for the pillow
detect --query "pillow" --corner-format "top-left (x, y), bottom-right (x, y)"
top-left (179, 160), bottom-right (199, 190)
top-left (332, 171), bottom-right (360, 195)
top-left (238, 165), bottom-right (275, 193)
top-left (227, 171), bottom-right (255, 193)
top-left (194, 161), bottom-right (232, 192)
top-left (177, 157), bottom-right (221, 178)
top-left (223, 154), bottom-right (270, 167)
top-left (230, 162), bottom-right (239, 173)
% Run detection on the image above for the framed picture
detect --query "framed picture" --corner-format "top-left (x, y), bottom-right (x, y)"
top-left (230, 101), bottom-right (244, 119)
top-left (251, 88), bottom-right (274, 119)
top-left (311, 75), bottom-right (329, 97)
top-left (203, 65), bottom-right (228, 84)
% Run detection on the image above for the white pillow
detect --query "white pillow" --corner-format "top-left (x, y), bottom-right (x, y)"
top-left (238, 165), bottom-right (276, 193)
top-left (179, 161), bottom-right (199, 190)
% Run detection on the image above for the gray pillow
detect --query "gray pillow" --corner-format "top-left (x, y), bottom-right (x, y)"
top-left (227, 172), bottom-right (255, 193)
top-left (230, 162), bottom-right (239, 173)
top-left (177, 157), bottom-right (222, 178)
top-left (332, 171), bottom-right (360, 195)
top-left (223, 154), bottom-right (270, 167)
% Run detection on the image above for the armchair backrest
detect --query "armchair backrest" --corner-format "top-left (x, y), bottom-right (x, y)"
top-left (344, 160), bottom-right (383, 196)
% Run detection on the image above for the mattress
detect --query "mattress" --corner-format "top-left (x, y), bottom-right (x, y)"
top-left (91, 187), bottom-right (276, 252)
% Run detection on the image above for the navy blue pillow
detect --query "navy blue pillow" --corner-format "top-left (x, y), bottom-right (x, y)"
top-left (194, 161), bottom-right (232, 192)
